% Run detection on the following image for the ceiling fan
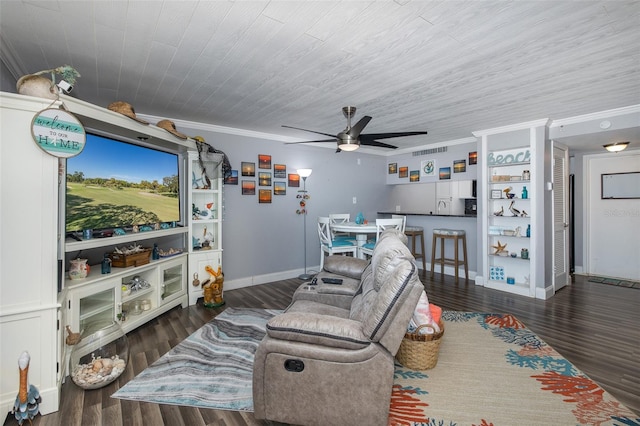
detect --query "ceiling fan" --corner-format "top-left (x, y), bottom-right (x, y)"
top-left (283, 106), bottom-right (428, 152)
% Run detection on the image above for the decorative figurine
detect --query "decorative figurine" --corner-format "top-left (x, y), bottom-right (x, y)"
top-left (492, 240), bottom-right (507, 255)
top-left (12, 351), bottom-right (41, 425)
top-left (493, 206), bottom-right (504, 216)
top-left (203, 265), bottom-right (224, 308)
top-left (508, 200), bottom-right (521, 216)
top-left (192, 273), bottom-right (200, 287)
top-left (65, 326), bottom-right (82, 345)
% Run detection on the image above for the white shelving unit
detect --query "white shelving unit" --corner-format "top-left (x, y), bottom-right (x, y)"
top-left (475, 119), bottom-right (550, 298)
top-left (187, 151), bottom-right (224, 305)
top-left (485, 155), bottom-right (533, 296)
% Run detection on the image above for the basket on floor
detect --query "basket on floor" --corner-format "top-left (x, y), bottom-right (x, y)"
top-left (395, 321), bottom-right (445, 370)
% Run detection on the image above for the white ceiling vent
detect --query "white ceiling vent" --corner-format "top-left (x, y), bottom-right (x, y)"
top-left (412, 146), bottom-right (447, 156)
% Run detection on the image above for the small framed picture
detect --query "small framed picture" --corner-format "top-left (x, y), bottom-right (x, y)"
top-left (439, 167), bottom-right (451, 180)
top-left (259, 171), bottom-right (271, 186)
top-left (399, 166), bottom-right (408, 178)
top-left (453, 159), bottom-right (466, 173)
top-left (491, 189), bottom-right (503, 199)
top-left (274, 182), bottom-right (286, 195)
top-left (258, 154), bottom-right (271, 169)
top-left (288, 173), bottom-right (300, 187)
top-left (258, 189), bottom-right (272, 203)
top-left (242, 180), bottom-right (256, 195)
top-left (241, 162), bottom-right (255, 176)
top-left (224, 170), bottom-right (238, 185)
top-left (410, 170), bottom-right (420, 182)
top-left (388, 163), bottom-right (397, 174)
top-left (469, 151), bottom-right (478, 165)
top-left (274, 164), bottom-right (286, 178)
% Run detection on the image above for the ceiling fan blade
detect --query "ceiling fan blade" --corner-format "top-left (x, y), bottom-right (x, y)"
top-left (360, 139), bottom-right (399, 149)
top-left (285, 138), bottom-right (337, 145)
top-left (360, 131), bottom-right (429, 140)
top-left (348, 116), bottom-right (372, 138)
top-left (282, 125), bottom-right (337, 139)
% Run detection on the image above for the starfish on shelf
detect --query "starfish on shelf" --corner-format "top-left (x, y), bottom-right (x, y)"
top-left (492, 240), bottom-right (507, 255)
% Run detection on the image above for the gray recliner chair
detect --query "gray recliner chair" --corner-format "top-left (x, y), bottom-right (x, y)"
top-left (253, 230), bottom-right (423, 425)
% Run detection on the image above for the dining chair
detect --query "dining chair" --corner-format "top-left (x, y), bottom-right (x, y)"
top-left (391, 214), bottom-right (407, 233)
top-left (318, 216), bottom-right (358, 269)
top-left (329, 213), bottom-right (356, 241)
top-left (359, 218), bottom-right (405, 258)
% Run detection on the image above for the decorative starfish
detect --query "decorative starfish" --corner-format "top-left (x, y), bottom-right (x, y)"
top-left (492, 240), bottom-right (507, 255)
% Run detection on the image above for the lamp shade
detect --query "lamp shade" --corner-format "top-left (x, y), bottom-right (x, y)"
top-left (604, 142), bottom-right (629, 152)
top-left (297, 168), bottom-right (312, 178)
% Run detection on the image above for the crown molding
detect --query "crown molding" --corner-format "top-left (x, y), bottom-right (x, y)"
top-left (549, 104), bottom-right (640, 128)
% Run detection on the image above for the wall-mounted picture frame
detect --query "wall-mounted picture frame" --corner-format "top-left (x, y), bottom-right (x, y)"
top-left (288, 173), bottom-right (300, 187)
top-left (242, 180), bottom-right (255, 195)
top-left (491, 189), bottom-right (503, 199)
top-left (241, 161), bottom-right (255, 176)
top-left (439, 167), bottom-right (451, 180)
top-left (224, 170), bottom-right (238, 185)
top-left (469, 151), bottom-right (478, 165)
top-left (399, 166), bottom-right (408, 178)
top-left (453, 159), bottom-right (466, 173)
top-left (259, 189), bottom-right (272, 203)
top-left (258, 154), bottom-right (271, 169)
top-left (274, 182), bottom-right (286, 195)
top-left (388, 163), bottom-right (397, 174)
top-left (421, 159), bottom-right (436, 176)
top-left (259, 171), bottom-right (272, 186)
top-left (410, 170), bottom-right (420, 182)
top-left (274, 164), bottom-right (286, 178)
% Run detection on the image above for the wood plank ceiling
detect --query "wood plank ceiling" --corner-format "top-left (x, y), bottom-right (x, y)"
top-left (1, 1), bottom-right (639, 153)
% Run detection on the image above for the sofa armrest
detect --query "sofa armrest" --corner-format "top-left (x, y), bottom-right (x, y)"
top-left (323, 255), bottom-right (369, 279)
top-left (266, 312), bottom-right (370, 350)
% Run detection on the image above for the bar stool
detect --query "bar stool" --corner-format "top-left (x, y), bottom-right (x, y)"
top-left (430, 228), bottom-right (468, 283)
top-left (404, 226), bottom-right (426, 271)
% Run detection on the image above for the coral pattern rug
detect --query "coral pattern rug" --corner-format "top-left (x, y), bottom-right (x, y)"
top-left (390, 311), bottom-right (638, 425)
top-left (112, 308), bottom-right (639, 425)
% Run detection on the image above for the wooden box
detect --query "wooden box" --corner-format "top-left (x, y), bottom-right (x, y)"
top-left (109, 249), bottom-right (151, 268)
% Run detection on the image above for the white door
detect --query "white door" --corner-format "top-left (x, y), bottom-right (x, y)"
top-left (552, 143), bottom-right (570, 291)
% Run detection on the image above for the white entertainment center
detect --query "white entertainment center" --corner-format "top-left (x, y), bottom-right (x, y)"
top-left (0, 91), bottom-right (223, 416)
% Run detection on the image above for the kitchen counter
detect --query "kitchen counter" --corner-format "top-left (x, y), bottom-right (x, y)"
top-left (378, 211), bottom-right (477, 218)
top-left (376, 211), bottom-right (479, 278)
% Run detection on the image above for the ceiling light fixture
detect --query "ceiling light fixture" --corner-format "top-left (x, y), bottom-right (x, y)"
top-left (338, 141), bottom-right (359, 151)
top-left (603, 142), bottom-right (629, 153)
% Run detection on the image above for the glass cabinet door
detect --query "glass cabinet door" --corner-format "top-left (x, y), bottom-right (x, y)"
top-left (161, 261), bottom-right (185, 304)
top-left (79, 287), bottom-right (115, 332)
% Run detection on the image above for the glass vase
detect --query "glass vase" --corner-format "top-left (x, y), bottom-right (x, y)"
top-left (69, 321), bottom-right (129, 389)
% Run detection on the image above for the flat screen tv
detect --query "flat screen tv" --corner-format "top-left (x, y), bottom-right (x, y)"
top-left (65, 132), bottom-right (181, 234)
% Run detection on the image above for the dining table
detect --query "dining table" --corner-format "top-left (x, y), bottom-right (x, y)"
top-left (330, 221), bottom-right (378, 259)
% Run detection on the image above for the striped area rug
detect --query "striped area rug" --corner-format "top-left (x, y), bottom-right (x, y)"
top-left (112, 307), bottom-right (278, 411)
top-left (112, 308), bottom-right (639, 425)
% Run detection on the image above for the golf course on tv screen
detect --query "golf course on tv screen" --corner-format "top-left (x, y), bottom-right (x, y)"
top-left (65, 133), bottom-right (181, 233)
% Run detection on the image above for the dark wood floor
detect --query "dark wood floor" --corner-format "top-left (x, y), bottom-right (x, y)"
top-left (6, 272), bottom-right (639, 425)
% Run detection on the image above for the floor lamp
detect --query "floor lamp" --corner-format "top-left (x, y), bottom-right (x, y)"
top-left (297, 168), bottom-right (313, 280)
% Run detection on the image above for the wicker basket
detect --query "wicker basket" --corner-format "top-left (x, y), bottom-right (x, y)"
top-left (108, 248), bottom-right (151, 268)
top-left (395, 321), bottom-right (445, 370)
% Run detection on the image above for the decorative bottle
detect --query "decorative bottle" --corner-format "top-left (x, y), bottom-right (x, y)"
top-left (152, 243), bottom-right (160, 260)
top-left (521, 186), bottom-right (528, 199)
top-left (526, 224), bottom-right (531, 238)
top-left (101, 253), bottom-right (111, 274)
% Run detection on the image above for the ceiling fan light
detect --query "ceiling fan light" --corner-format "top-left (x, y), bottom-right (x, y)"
top-left (604, 142), bottom-right (629, 152)
top-left (338, 142), bottom-right (359, 151)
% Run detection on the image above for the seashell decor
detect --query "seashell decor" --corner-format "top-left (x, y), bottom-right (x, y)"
top-left (71, 354), bottom-right (126, 389)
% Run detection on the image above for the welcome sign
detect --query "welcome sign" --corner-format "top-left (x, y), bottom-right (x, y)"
top-left (30, 108), bottom-right (86, 158)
